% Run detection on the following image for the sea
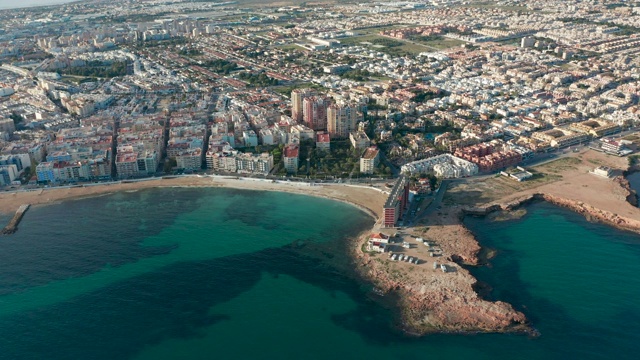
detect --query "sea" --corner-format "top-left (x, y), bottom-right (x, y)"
top-left (626, 172), bottom-right (640, 205)
top-left (0, 188), bottom-right (639, 359)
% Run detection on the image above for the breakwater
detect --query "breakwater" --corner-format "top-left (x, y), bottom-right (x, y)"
top-left (1, 204), bottom-right (30, 235)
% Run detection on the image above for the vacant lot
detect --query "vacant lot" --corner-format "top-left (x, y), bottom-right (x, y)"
top-left (339, 34), bottom-right (433, 55)
top-left (444, 150), bottom-right (628, 207)
top-left (412, 36), bottom-right (466, 50)
top-left (444, 170), bottom-right (561, 207)
top-left (338, 34), bottom-right (390, 47)
top-left (276, 43), bottom-right (307, 51)
top-left (537, 157), bottom-right (581, 173)
top-left (622, 132), bottom-right (640, 147)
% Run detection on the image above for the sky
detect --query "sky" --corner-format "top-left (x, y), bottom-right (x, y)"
top-left (0, 0), bottom-right (81, 10)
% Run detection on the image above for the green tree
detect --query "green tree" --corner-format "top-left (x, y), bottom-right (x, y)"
top-left (164, 158), bottom-right (177, 173)
top-left (9, 112), bottom-right (23, 127)
top-left (202, 59), bottom-right (238, 74)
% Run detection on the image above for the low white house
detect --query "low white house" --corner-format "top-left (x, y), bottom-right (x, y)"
top-left (367, 232), bottom-right (390, 253)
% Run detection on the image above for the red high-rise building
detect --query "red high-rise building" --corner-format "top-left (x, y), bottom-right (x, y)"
top-left (302, 96), bottom-right (329, 131)
top-left (383, 175), bottom-right (409, 228)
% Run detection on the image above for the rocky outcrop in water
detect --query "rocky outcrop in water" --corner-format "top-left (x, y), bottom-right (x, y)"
top-left (617, 176), bottom-right (638, 207)
top-left (351, 219), bottom-right (531, 336)
top-left (466, 189), bottom-right (640, 235)
top-left (542, 194), bottom-right (640, 234)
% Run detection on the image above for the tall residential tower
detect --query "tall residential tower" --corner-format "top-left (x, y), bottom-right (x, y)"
top-left (291, 88), bottom-right (315, 123)
top-left (327, 103), bottom-right (362, 139)
top-left (302, 96), bottom-right (330, 131)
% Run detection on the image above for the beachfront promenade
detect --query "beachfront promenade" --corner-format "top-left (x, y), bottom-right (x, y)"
top-left (0, 174), bottom-right (391, 197)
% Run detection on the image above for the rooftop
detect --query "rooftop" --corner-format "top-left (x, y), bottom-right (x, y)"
top-left (284, 144), bottom-right (300, 158)
top-left (370, 232), bottom-right (389, 240)
top-left (317, 133), bottom-right (330, 143)
top-left (362, 146), bottom-right (379, 160)
top-left (384, 174), bottom-right (408, 209)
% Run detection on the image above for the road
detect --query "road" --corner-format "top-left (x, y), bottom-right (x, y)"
top-left (402, 179), bottom-right (452, 226)
top-left (422, 179), bottom-right (451, 216)
top-left (378, 145), bottom-right (400, 176)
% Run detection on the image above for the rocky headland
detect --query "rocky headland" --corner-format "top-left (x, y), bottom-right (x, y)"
top-left (350, 150), bottom-right (640, 337)
top-left (351, 206), bottom-right (532, 336)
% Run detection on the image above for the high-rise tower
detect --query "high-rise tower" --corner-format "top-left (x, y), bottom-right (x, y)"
top-left (302, 96), bottom-right (330, 131)
top-left (291, 88), bottom-right (315, 123)
top-left (327, 103), bottom-right (362, 138)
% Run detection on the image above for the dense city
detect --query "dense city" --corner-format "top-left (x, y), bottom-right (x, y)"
top-left (1, 0), bottom-right (639, 197)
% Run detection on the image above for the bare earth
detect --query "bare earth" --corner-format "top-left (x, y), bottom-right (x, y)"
top-left (2, 149), bottom-right (639, 336)
top-left (447, 149), bottom-right (635, 217)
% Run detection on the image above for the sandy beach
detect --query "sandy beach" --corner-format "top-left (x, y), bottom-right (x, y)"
top-left (0, 172), bottom-right (530, 334)
top-left (0, 176), bottom-right (388, 220)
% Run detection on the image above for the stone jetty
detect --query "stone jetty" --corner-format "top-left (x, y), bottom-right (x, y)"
top-left (2, 204), bottom-right (30, 235)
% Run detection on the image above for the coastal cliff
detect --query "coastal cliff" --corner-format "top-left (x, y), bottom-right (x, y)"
top-left (542, 193), bottom-right (640, 234)
top-left (618, 176), bottom-right (639, 207)
top-left (466, 185), bottom-right (640, 235)
top-left (352, 172), bottom-right (640, 337)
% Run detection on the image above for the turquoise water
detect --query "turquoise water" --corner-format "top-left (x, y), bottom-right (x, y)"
top-left (0, 190), bottom-right (639, 359)
top-left (465, 202), bottom-right (640, 359)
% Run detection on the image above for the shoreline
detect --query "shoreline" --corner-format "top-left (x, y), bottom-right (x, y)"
top-left (0, 176), bottom-right (386, 221)
top-left (349, 150), bottom-right (640, 336)
top-left (3, 149), bottom-right (640, 337)
top-left (0, 174), bottom-right (534, 335)
top-left (464, 186), bottom-right (640, 236)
